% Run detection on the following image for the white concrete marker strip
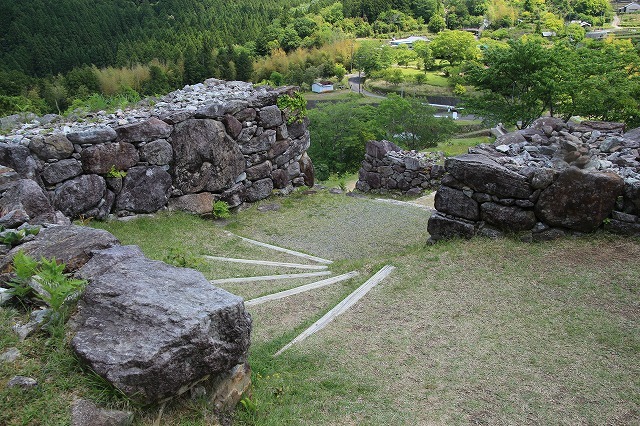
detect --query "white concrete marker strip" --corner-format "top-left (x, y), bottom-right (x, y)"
top-left (274, 265), bottom-right (395, 356)
top-left (202, 256), bottom-right (328, 270)
top-left (210, 271), bottom-right (332, 285)
top-left (374, 198), bottom-right (432, 211)
top-left (226, 232), bottom-right (333, 264)
top-left (245, 271), bottom-right (359, 306)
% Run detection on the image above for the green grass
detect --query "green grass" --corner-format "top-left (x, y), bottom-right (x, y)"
top-left (426, 135), bottom-right (494, 157)
top-left (2, 190), bottom-right (638, 425)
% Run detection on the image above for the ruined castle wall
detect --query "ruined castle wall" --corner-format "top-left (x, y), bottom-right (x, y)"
top-left (427, 118), bottom-right (640, 242)
top-left (0, 79), bottom-right (313, 223)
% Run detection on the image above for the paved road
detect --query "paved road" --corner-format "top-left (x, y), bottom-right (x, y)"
top-left (346, 73), bottom-right (476, 120)
top-left (348, 74), bottom-right (385, 99)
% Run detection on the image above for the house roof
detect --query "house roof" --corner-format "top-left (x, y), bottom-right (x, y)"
top-left (389, 36), bottom-right (429, 45)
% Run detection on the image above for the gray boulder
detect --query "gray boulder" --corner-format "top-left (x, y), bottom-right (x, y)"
top-left (480, 202), bottom-right (537, 232)
top-left (42, 159), bottom-right (83, 185)
top-left (535, 167), bottom-right (624, 232)
top-left (245, 178), bottom-right (273, 202)
top-left (170, 119), bottom-right (245, 193)
top-left (71, 399), bottom-right (133, 426)
top-left (434, 186), bottom-right (479, 221)
top-left (365, 140), bottom-right (402, 160)
top-left (81, 142), bottom-right (139, 174)
top-left (67, 126), bottom-right (117, 144)
top-left (53, 174), bottom-right (106, 218)
top-left (139, 139), bottom-right (173, 166)
top-left (257, 105), bottom-right (283, 128)
top-left (240, 130), bottom-right (276, 155)
top-left (0, 225), bottom-right (119, 273)
top-left (246, 161), bottom-right (272, 181)
top-left (298, 152), bottom-right (314, 187)
top-left (115, 166), bottom-right (171, 213)
top-left (0, 143), bottom-right (38, 180)
top-left (427, 212), bottom-right (476, 241)
top-left (72, 245), bottom-right (252, 404)
top-left (0, 165), bottom-right (20, 188)
top-left (0, 179), bottom-right (56, 224)
top-left (445, 154), bottom-right (532, 199)
top-left (115, 117), bottom-right (172, 143)
top-left (29, 134), bottom-right (74, 160)
top-left (168, 192), bottom-right (215, 215)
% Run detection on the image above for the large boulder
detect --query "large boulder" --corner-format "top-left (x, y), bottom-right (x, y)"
top-left (535, 167), bottom-right (624, 232)
top-left (0, 179), bottom-right (56, 224)
top-left (445, 154), bottom-right (532, 199)
top-left (0, 225), bottom-right (119, 273)
top-left (66, 126), bottom-right (117, 144)
top-left (480, 202), bottom-right (537, 232)
top-left (245, 178), bottom-right (273, 202)
top-left (71, 245), bottom-right (252, 404)
top-left (365, 140), bottom-right (402, 160)
top-left (81, 142), bottom-right (139, 174)
top-left (0, 143), bottom-right (38, 180)
top-left (139, 139), bottom-right (173, 166)
top-left (427, 212), bottom-right (476, 241)
top-left (115, 166), bottom-right (172, 213)
top-left (298, 152), bottom-right (314, 187)
top-left (168, 192), bottom-right (215, 215)
top-left (41, 159), bottom-right (83, 185)
top-left (29, 134), bottom-right (74, 160)
top-left (53, 175), bottom-right (106, 218)
top-left (434, 186), bottom-right (479, 221)
top-left (115, 118), bottom-right (172, 143)
top-left (170, 119), bottom-right (245, 193)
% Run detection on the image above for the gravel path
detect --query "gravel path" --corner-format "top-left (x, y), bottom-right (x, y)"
top-left (237, 192), bottom-right (431, 261)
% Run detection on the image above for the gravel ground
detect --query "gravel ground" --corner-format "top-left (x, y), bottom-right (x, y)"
top-left (232, 191), bottom-right (432, 261)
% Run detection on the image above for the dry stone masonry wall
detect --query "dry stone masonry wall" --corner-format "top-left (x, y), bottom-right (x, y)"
top-left (356, 140), bottom-right (445, 195)
top-left (0, 79), bottom-right (314, 226)
top-left (428, 118), bottom-right (640, 242)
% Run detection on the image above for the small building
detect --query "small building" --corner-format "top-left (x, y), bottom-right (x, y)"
top-left (585, 30), bottom-right (611, 39)
top-left (541, 31), bottom-right (557, 37)
top-left (619, 2), bottom-right (640, 13)
top-left (389, 35), bottom-right (429, 47)
top-left (570, 20), bottom-right (592, 27)
top-left (311, 81), bottom-right (334, 93)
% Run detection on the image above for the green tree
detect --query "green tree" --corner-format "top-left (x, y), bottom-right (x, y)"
top-left (376, 94), bottom-right (456, 150)
top-left (463, 38), bottom-right (564, 128)
top-left (385, 68), bottom-right (406, 86)
top-left (353, 41), bottom-right (394, 77)
top-left (427, 14), bottom-right (447, 33)
top-left (307, 96), bottom-right (380, 177)
top-left (413, 40), bottom-right (435, 71)
top-left (430, 30), bottom-right (478, 64)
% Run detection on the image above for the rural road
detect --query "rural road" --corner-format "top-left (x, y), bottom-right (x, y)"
top-left (347, 74), bottom-right (385, 99)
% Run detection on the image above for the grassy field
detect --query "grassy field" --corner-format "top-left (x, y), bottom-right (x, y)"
top-left (426, 135), bottom-right (494, 157)
top-left (1, 190), bottom-right (638, 425)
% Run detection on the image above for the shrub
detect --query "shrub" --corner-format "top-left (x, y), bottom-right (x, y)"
top-left (212, 200), bottom-right (231, 219)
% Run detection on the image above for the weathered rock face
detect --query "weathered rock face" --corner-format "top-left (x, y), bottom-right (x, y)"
top-left (168, 192), bottom-right (215, 215)
top-left (72, 245), bottom-right (252, 404)
top-left (53, 174), bottom-right (107, 218)
top-left (445, 154), bottom-right (531, 199)
top-left (356, 140), bottom-right (443, 194)
top-left (428, 118), bottom-right (640, 242)
top-left (170, 119), bottom-right (245, 193)
top-left (29, 134), bottom-right (74, 160)
top-left (535, 167), bottom-right (624, 232)
top-left (0, 179), bottom-right (56, 224)
top-left (0, 80), bottom-right (313, 224)
top-left (0, 225), bottom-right (119, 273)
top-left (115, 166), bottom-right (172, 213)
top-left (81, 142), bottom-right (139, 175)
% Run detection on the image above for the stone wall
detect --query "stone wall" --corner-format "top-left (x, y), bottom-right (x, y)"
top-left (0, 79), bottom-right (314, 224)
top-left (428, 118), bottom-right (640, 242)
top-left (355, 140), bottom-right (444, 195)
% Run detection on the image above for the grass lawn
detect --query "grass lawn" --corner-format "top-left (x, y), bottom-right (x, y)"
top-left (1, 190), bottom-right (638, 425)
top-left (426, 135), bottom-right (494, 157)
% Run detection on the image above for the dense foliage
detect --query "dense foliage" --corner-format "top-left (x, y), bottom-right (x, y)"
top-left (308, 94), bottom-right (456, 178)
top-left (464, 37), bottom-right (640, 128)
